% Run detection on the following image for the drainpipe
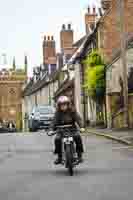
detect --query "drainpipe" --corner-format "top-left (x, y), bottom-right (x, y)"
top-left (81, 63), bottom-right (86, 127)
top-left (35, 93), bottom-right (37, 106)
top-left (104, 68), bottom-right (108, 128)
top-left (49, 84), bottom-right (51, 105)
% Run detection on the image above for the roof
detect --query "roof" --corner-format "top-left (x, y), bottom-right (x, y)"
top-left (54, 79), bottom-right (74, 98)
top-left (73, 36), bottom-right (87, 48)
top-left (68, 37), bottom-right (88, 65)
top-left (23, 70), bottom-right (60, 97)
top-left (23, 75), bottom-right (49, 96)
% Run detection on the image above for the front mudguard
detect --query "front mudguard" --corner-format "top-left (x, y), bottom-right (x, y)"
top-left (64, 143), bottom-right (74, 168)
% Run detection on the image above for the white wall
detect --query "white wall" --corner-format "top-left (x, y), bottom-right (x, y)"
top-left (74, 63), bottom-right (83, 119)
top-left (22, 94), bottom-right (35, 131)
top-left (41, 85), bottom-right (49, 105)
top-left (54, 81), bottom-right (58, 92)
top-left (87, 97), bottom-right (96, 124)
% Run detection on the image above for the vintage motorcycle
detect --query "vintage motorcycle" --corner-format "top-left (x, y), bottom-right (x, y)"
top-left (47, 124), bottom-right (80, 176)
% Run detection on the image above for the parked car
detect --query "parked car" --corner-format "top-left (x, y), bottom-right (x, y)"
top-left (28, 105), bottom-right (55, 132)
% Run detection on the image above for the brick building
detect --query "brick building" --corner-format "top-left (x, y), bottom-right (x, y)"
top-left (100, 0), bottom-right (133, 128)
top-left (106, 37), bottom-right (133, 128)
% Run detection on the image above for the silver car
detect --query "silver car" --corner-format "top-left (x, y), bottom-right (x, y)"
top-left (28, 106), bottom-right (55, 132)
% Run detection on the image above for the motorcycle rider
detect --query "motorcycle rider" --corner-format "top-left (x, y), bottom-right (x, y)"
top-left (51, 96), bottom-right (85, 165)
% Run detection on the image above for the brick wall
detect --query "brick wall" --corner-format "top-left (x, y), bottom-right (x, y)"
top-left (99, 0), bottom-right (133, 63)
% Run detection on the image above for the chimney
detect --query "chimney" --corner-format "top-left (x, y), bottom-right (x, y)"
top-left (85, 6), bottom-right (97, 34)
top-left (60, 24), bottom-right (73, 51)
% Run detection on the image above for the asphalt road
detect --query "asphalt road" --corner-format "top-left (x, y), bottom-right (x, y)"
top-left (0, 131), bottom-right (133, 200)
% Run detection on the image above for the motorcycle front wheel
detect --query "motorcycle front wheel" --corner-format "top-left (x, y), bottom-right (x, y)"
top-left (65, 144), bottom-right (74, 176)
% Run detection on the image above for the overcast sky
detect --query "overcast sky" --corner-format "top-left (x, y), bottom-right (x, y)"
top-left (0, 0), bottom-right (100, 75)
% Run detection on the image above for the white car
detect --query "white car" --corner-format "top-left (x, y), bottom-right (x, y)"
top-left (28, 106), bottom-right (55, 132)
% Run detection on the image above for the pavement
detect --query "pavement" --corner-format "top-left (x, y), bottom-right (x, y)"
top-left (86, 127), bottom-right (133, 145)
top-left (0, 131), bottom-right (133, 199)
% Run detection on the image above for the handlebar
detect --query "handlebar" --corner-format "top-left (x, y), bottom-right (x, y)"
top-left (46, 124), bottom-right (81, 137)
top-left (56, 124), bottom-right (73, 128)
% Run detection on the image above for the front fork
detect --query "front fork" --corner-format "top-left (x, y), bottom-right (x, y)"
top-left (62, 138), bottom-right (76, 165)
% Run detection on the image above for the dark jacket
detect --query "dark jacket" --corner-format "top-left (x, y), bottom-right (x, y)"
top-left (51, 109), bottom-right (83, 130)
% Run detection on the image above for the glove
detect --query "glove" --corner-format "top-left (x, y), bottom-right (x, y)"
top-left (49, 130), bottom-right (54, 134)
top-left (80, 128), bottom-right (85, 133)
top-left (47, 130), bottom-right (55, 136)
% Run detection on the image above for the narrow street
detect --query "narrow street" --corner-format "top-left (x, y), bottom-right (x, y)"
top-left (0, 132), bottom-right (132, 199)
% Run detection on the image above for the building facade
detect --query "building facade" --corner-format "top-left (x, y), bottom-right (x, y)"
top-left (0, 62), bottom-right (27, 130)
top-left (98, 0), bottom-right (133, 128)
top-left (106, 38), bottom-right (133, 128)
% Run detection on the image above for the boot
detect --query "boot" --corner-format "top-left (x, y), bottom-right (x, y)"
top-left (54, 155), bottom-right (62, 165)
top-left (78, 153), bottom-right (83, 163)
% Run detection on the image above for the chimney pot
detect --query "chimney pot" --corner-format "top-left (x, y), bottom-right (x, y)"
top-left (48, 36), bottom-right (50, 40)
top-left (44, 36), bottom-right (46, 40)
top-left (88, 6), bottom-right (90, 14)
top-left (62, 24), bottom-right (65, 30)
top-left (93, 7), bottom-right (96, 14)
top-left (68, 24), bottom-right (71, 30)
top-left (51, 36), bottom-right (54, 40)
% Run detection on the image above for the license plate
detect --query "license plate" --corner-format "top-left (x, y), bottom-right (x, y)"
top-left (63, 137), bottom-right (73, 142)
top-left (43, 121), bottom-right (50, 125)
top-left (64, 140), bottom-right (70, 144)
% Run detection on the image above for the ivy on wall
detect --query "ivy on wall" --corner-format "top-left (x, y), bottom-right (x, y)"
top-left (82, 50), bottom-right (106, 99)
